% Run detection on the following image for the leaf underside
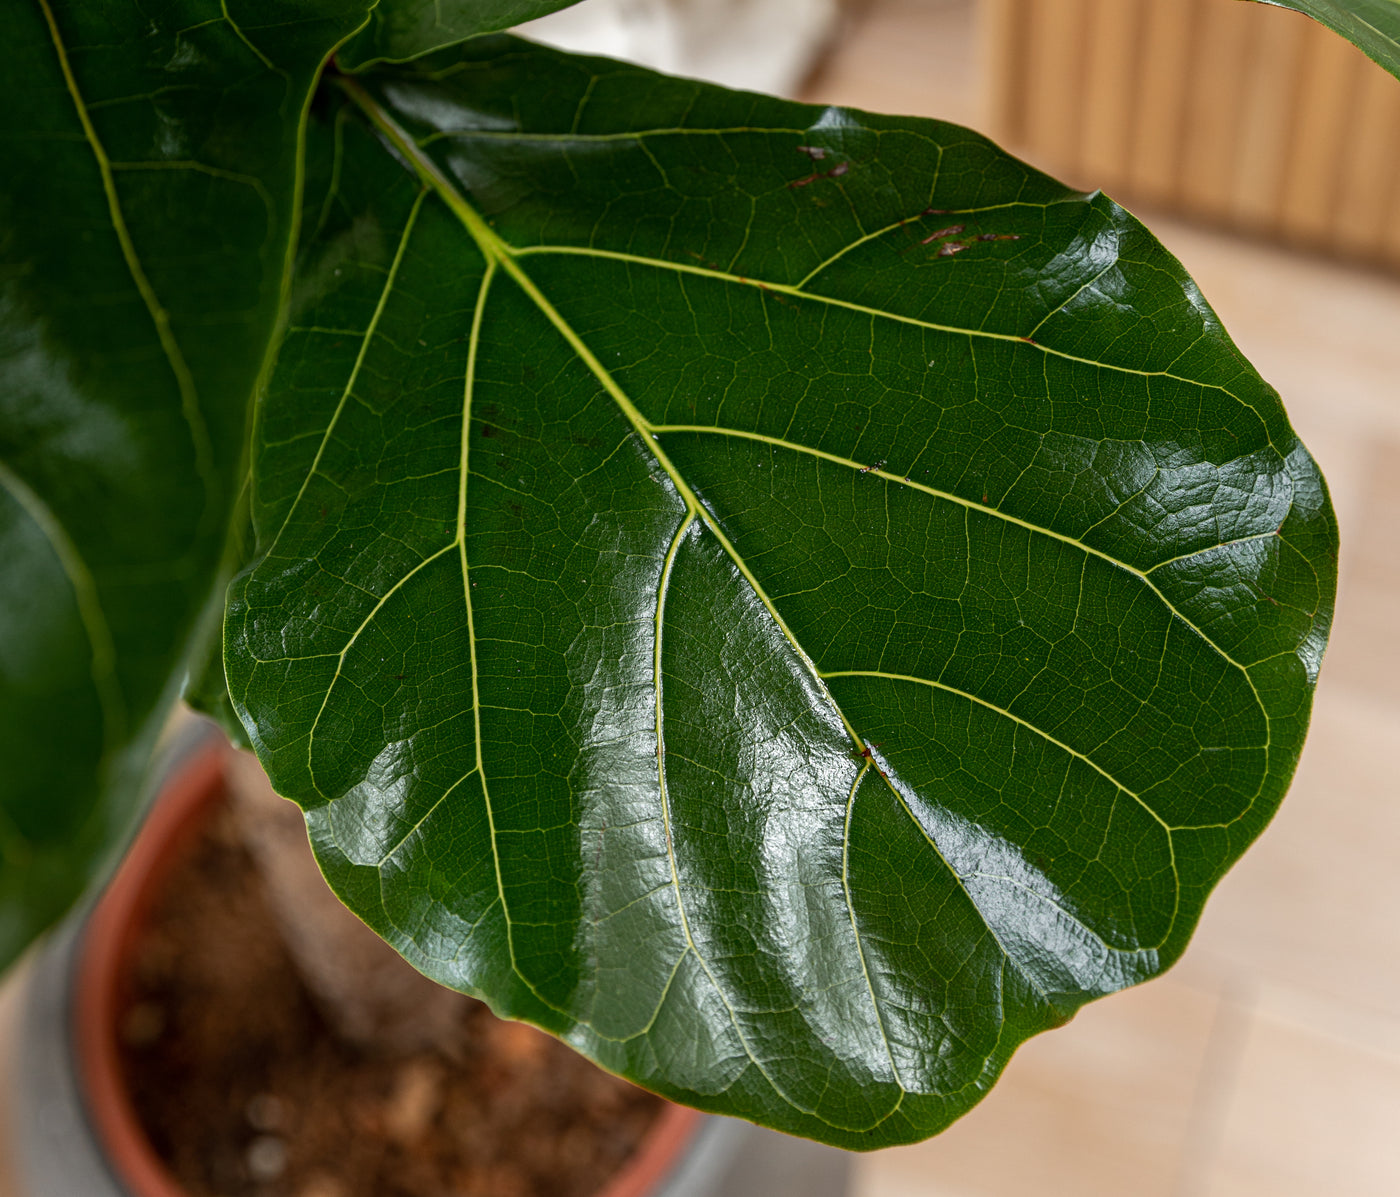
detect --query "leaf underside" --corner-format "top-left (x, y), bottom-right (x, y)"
top-left (227, 38), bottom-right (1337, 1147)
top-left (1255, 0), bottom-right (1400, 78)
top-left (337, 0), bottom-right (587, 67)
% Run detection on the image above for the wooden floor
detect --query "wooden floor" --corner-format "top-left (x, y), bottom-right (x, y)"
top-left (804, 3), bottom-right (1400, 1196)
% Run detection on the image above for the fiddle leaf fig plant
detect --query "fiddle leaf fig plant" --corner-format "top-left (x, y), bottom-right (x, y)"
top-left (4, 0), bottom-right (1371, 1152)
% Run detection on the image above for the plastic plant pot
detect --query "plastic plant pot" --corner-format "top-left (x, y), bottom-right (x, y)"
top-left (8, 722), bottom-right (741, 1197)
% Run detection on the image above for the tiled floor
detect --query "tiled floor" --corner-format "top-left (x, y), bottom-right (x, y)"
top-left (802, 3), bottom-right (1400, 1196)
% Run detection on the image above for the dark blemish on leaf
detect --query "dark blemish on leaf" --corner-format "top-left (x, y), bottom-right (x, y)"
top-left (977, 232), bottom-right (1021, 242)
top-left (796, 145), bottom-right (828, 160)
top-left (921, 224), bottom-right (965, 245)
top-left (859, 460), bottom-right (885, 475)
top-left (1020, 336), bottom-right (1037, 345)
top-left (482, 423), bottom-right (497, 438)
top-left (788, 161), bottom-right (851, 189)
top-left (850, 743), bottom-right (884, 765)
top-left (937, 241), bottom-right (969, 257)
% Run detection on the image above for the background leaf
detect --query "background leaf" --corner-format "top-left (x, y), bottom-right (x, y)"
top-left (227, 38), bottom-right (1336, 1147)
top-left (336, 0), bottom-right (588, 67)
top-left (1253, 0), bottom-right (1400, 78)
top-left (0, 0), bottom-right (386, 967)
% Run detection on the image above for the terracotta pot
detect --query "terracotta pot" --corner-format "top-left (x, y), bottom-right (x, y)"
top-left (12, 724), bottom-right (733, 1197)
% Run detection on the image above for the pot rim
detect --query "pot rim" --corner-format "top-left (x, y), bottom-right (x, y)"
top-left (73, 734), bottom-right (230, 1197)
top-left (71, 737), bottom-right (708, 1197)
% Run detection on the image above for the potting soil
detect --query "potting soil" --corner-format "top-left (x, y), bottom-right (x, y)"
top-left (117, 804), bottom-right (664, 1197)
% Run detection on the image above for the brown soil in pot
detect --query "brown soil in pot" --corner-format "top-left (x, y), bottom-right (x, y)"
top-left (115, 803), bottom-right (664, 1197)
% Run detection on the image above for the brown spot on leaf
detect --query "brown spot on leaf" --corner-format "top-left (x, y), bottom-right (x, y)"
top-left (921, 224), bottom-right (965, 245)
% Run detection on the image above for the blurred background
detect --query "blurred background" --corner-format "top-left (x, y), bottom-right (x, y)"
top-left (4, 2), bottom-right (1397, 1195)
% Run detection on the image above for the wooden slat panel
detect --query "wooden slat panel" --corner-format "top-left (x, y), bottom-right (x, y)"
top-left (1230, 4), bottom-right (1309, 230)
top-left (1021, 0), bottom-right (1091, 179)
top-left (1178, 0), bottom-right (1259, 220)
top-left (1379, 138), bottom-right (1400, 263)
top-left (1278, 22), bottom-right (1363, 244)
top-left (1128, 0), bottom-right (1198, 206)
top-left (981, 0), bottom-right (1027, 145)
top-left (1333, 57), bottom-right (1400, 259)
top-left (1079, 0), bottom-right (1142, 191)
top-left (983, 0), bottom-right (1400, 269)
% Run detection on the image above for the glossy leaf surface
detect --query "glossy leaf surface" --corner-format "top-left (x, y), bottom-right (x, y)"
top-left (227, 39), bottom-right (1336, 1146)
top-left (1256, 0), bottom-right (1400, 77)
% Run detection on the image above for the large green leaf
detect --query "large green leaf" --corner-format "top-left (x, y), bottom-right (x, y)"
top-left (226, 38), bottom-right (1335, 1146)
top-left (0, 0), bottom-right (377, 966)
top-left (1254, 0), bottom-right (1400, 78)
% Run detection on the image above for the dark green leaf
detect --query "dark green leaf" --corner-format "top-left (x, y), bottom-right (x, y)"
top-left (1253, 0), bottom-right (1400, 78)
top-left (337, 0), bottom-right (587, 68)
top-left (0, 0), bottom-right (382, 967)
top-left (226, 38), bottom-right (1336, 1146)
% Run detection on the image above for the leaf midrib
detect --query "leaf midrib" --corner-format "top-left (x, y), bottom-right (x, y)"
top-left (342, 77), bottom-right (926, 1126)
